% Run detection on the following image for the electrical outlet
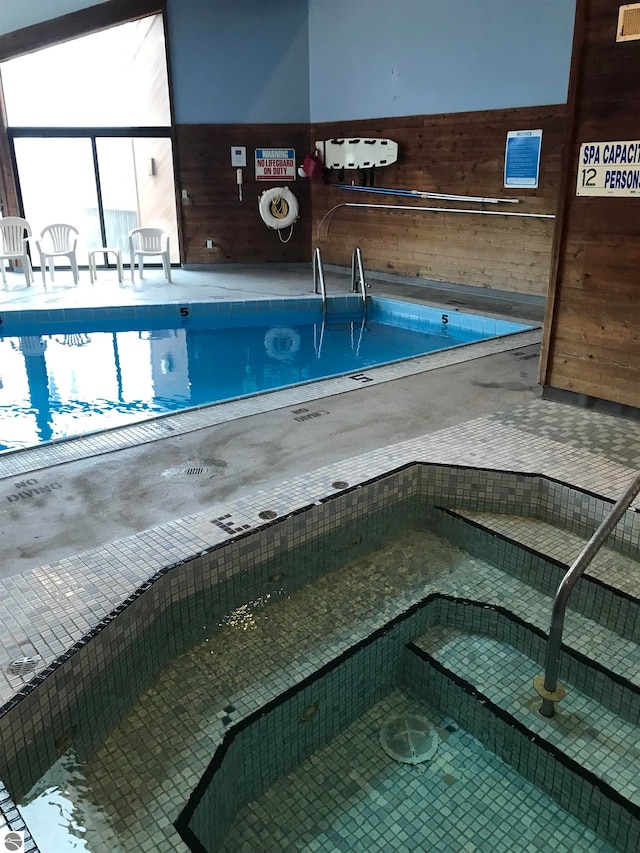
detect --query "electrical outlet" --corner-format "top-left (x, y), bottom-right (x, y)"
top-left (206, 239), bottom-right (213, 249)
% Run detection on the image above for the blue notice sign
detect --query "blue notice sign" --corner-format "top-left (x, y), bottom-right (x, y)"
top-left (504, 130), bottom-right (542, 188)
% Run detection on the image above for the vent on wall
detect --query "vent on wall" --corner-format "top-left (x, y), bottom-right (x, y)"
top-left (617, 3), bottom-right (640, 40)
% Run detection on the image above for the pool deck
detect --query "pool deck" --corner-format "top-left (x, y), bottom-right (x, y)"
top-left (0, 262), bottom-right (638, 713)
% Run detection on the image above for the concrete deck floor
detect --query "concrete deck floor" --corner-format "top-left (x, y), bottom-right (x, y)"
top-left (0, 261), bottom-right (547, 578)
top-left (0, 260), bottom-right (639, 707)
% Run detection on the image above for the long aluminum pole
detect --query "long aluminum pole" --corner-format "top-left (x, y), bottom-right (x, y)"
top-left (537, 472), bottom-right (640, 717)
top-left (334, 183), bottom-right (521, 204)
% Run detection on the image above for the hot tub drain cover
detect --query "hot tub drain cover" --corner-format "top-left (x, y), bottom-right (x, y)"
top-left (379, 715), bottom-right (439, 765)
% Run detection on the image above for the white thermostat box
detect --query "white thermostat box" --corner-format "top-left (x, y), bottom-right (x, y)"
top-left (231, 146), bottom-right (247, 167)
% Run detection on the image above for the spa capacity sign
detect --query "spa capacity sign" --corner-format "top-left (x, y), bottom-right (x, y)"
top-left (255, 148), bottom-right (296, 181)
top-left (577, 140), bottom-right (640, 196)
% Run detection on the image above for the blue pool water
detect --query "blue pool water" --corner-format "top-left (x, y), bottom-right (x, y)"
top-left (0, 297), bottom-right (531, 451)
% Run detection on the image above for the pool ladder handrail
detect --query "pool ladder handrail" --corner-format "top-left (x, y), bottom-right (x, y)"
top-left (351, 246), bottom-right (368, 310)
top-left (534, 470), bottom-right (640, 718)
top-left (313, 319), bottom-right (325, 358)
top-left (312, 247), bottom-right (327, 314)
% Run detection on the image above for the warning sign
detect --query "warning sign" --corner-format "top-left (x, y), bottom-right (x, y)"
top-left (255, 148), bottom-right (296, 181)
top-left (576, 140), bottom-right (640, 197)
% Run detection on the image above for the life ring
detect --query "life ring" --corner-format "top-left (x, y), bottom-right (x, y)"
top-left (264, 326), bottom-right (301, 361)
top-left (258, 187), bottom-right (299, 230)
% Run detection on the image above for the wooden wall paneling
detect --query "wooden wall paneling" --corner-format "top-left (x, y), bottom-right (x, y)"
top-left (311, 104), bottom-right (566, 297)
top-left (546, 355), bottom-right (640, 409)
top-left (541, 0), bottom-right (640, 410)
top-left (175, 124), bottom-right (311, 264)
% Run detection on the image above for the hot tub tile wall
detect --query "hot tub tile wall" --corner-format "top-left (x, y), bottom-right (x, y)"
top-left (403, 645), bottom-right (631, 853)
top-left (404, 641), bottom-right (639, 853)
top-left (181, 592), bottom-right (433, 852)
top-left (0, 467), bottom-right (423, 803)
top-left (417, 598), bottom-right (640, 726)
top-left (0, 457), bottom-right (639, 845)
top-left (181, 594), bottom-right (638, 853)
top-left (538, 477), bottom-right (640, 556)
top-left (1, 462), bottom-right (637, 771)
top-left (419, 464), bottom-right (543, 515)
top-left (430, 509), bottom-right (640, 643)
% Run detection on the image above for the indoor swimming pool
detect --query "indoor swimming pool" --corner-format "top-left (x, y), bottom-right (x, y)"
top-left (0, 296), bottom-right (531, 451)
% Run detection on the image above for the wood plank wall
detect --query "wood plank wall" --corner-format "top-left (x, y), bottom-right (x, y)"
top-left (540, 0), bottom-right (640, 410)
top-left (310, 105), bottom-right (566, 297)
top-left (174, 124), bottom-right (311, 264)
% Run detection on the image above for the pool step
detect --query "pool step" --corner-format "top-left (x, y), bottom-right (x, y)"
top-left (453, 508), bottom-right (640, 601)
top-left (430, 506), bottom-right (640, 643)
top-left (403, 600), bottom-right (640, 853)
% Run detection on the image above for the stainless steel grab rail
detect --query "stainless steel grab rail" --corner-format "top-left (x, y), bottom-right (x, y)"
top-left (312, 247), bottom-right (327, 314)
top-left (534, 471), bottom-right (640, 718)
top-left (313, 318), bottom-right (325, 358)
top-left (351, 246), bottom-right (367, 307)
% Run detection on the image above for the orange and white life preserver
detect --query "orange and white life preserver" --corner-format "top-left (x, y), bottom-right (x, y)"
top-left (258, 186), bottom-right (299, 230)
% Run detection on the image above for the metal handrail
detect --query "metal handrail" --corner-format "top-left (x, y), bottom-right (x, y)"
top-left (350, 317), bottom-right (366, 357)
top-left (535, 471), bottom-right (640, 718)
top-left (351, 246), bottom-right (367, 307)
top-left (313, 318), bottom-right (325, 358)
top-left (312, 246), bottom-right (327, 314)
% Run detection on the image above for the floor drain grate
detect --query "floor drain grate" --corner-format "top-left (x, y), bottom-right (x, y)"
top-left (332, 480), bottom-right (350, 489)
top-left (9, 656), bottom-right (39, 676)
top-left (379, 715), bottom-right (439, 765)
top-left (163, 463), bottom-right (210, 479)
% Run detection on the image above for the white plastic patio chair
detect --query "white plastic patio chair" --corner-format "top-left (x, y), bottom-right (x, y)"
top-left (36, 223), bottom-right (80, 286)
top-left (128, 227), bottom-right (171, 283)
top-left (0, 216), bottom-right (34, 286)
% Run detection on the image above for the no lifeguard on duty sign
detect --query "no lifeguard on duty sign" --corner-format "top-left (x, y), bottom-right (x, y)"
top-left (255, 148), bottom-right (296, 181)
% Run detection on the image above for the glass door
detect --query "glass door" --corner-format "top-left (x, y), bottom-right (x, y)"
top-left (96, 137), bottom-right (179, 263)
top-left (13, 137), bottom-right (101, 263)
top-left (2, 12), bottom-right (178, 273)
top-left (13, 135), bottom-right (180, 271)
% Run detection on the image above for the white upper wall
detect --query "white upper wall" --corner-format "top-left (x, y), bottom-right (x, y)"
top-left (309, 0), bottom-right (576, 122)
